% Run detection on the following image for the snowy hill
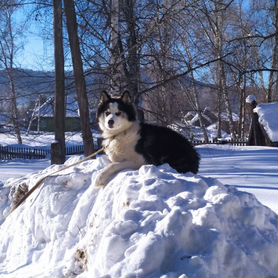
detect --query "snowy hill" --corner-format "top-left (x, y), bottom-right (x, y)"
top-left (0, 156), bottom-right (277, 278)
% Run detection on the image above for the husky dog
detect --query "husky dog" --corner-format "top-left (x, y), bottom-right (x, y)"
top-left (95, 91), bottom-right (200, 187)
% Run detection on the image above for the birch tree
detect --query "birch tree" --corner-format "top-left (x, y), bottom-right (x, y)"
top-left (0, 2), bottom-right (22, 144)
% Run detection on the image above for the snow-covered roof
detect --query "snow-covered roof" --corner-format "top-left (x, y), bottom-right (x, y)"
top-left (187, 111), bottom-right (239, 126)
top-left (33, 96), bottom-right (80, 118)
top-left (189, 112), bottom-right (214, 126)
top-left (254, 102), bottom-right (278, 142)
top-left (245, 94), bottom-right (257, 104)
top-left (0, 156), bottom-right (277, 277)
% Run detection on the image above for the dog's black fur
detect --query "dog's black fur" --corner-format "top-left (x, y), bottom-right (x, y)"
top-left (135, 123), bottom-right (200, 174)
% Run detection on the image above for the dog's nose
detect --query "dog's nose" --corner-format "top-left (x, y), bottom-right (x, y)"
top-left (108, 119), bottom-right (114, 128)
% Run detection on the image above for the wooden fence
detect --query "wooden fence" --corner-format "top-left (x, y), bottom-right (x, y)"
top-left (0, 145), bottom-right (84, 160)
top-left (0, 138), bottom-right (247, 160)
top-left (192, 138), bottom-right (247, 146)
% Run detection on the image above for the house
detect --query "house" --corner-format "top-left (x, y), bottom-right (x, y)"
top-left (0, 113), bottom-right (12, 132)
top-left (246, 95), bottom-right (278, 147)
top-left (186, 107), bottom-right (239, 135)
top-left (28, 96), bottom-right (82, 132)
top-left (188, 108), bottom-right (217, 127)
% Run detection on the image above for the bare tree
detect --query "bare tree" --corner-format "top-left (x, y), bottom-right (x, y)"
top-left (110, 0), bottom-right (122, 93)
top-left (64, 0), bottom-right (94, 156)
top-left (212, 1), bottom-right (236, 138)
top-left (0, 2), bottom-right (23, 144)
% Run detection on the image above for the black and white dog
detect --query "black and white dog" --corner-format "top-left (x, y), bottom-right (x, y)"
top-left (95, 91), bottom-right (200, 187)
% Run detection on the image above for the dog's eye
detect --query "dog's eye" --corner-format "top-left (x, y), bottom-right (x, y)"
top-left (115, 112), bottom-right (121, 116)
top-left (105, 111), bottom-right (111, 116)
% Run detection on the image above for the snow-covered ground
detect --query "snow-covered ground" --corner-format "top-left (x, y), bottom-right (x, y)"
top-left (0, 132), bottom-right (84, 147)
top-left (197, 145), bottom-right (278, 214)
top-left (0, 143), bottom-right (277, 277)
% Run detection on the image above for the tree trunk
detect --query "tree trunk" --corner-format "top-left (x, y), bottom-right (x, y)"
top-left (267, 0), bottom-right (278, 102)
top-left (238, 75), bottom-right (246, 138)
top-left (186, 51), bottom-right (209, 142)
top-left (220, 61), bottom-right (236, 138)
top-left (123, 0), bottom-right (144, 120)
top-left (7, 69), bottom-right (22, 144)
top-left (64, 0), bottom-right (94, 156)
top-left (52, 0), bottom-right (66, 164)
top-left (215, 5), bottom-right (235, 139)
top-left (110, 0), bottom-right (121, 93)
top-left (216, 77), bottom-right (222, 139)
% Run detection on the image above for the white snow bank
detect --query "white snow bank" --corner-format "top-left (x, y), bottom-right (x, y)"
top-left (254, 102), bottom-right (278, 142)
top-left (0, 156), bottom-right (277, 278)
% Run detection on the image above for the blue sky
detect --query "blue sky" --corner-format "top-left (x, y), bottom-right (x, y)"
top-left (14, 8), bottom-right (54, 71)
top-left (16, 35), bottom-right (49, 70)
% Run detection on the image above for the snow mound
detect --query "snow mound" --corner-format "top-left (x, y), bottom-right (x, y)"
top-left (0, 156), bottom-right (277, 278)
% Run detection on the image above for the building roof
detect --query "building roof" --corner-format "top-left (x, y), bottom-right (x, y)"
top-left (33, 96), bottom-right (80, 118)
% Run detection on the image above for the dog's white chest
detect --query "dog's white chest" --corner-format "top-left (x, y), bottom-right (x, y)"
top-left (105, 137), bottom-right (128, 161)
top-left (103, 126), bottom-right (145, 165)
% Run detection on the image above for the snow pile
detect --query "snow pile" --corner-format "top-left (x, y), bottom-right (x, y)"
top-left (254, 102), bottom-right (278, 142)
top-left (0, 156), bottom-right (277, 278)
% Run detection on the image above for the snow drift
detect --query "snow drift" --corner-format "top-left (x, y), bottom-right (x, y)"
top-left (0, 155), bottom-right (277, 278)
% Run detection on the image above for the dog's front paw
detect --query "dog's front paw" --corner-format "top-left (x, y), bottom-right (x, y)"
top-left (95, 171), bottom-right (110, 187)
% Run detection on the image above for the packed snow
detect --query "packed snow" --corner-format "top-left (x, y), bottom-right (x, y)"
top-left (197, 145), bottom-right (278, 214)
top-left (0, 151), bottom-right (277, 278)
top-left (254, 102), bottom-right (278, 142)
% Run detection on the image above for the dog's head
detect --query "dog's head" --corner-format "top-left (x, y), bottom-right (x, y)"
top-left (97, 91), bottom-right (137, 135)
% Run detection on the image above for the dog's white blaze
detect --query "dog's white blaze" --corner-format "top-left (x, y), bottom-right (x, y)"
top-left (109, 102), bottom-right (119, 114)
top-left (99, 100), bottom-right (132, 136)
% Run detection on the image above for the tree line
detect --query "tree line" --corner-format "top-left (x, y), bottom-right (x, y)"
top-left (0, 0), bottom-right (277, 162)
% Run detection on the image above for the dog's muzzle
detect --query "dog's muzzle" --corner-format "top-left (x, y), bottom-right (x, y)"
top-left (108, 119), bottom-right (114, 128)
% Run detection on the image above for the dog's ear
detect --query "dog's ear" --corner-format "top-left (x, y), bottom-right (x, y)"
top-left (121, 90), bottom-right (132, 104)
top-left (100, 91), bottom-right (110, 104)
